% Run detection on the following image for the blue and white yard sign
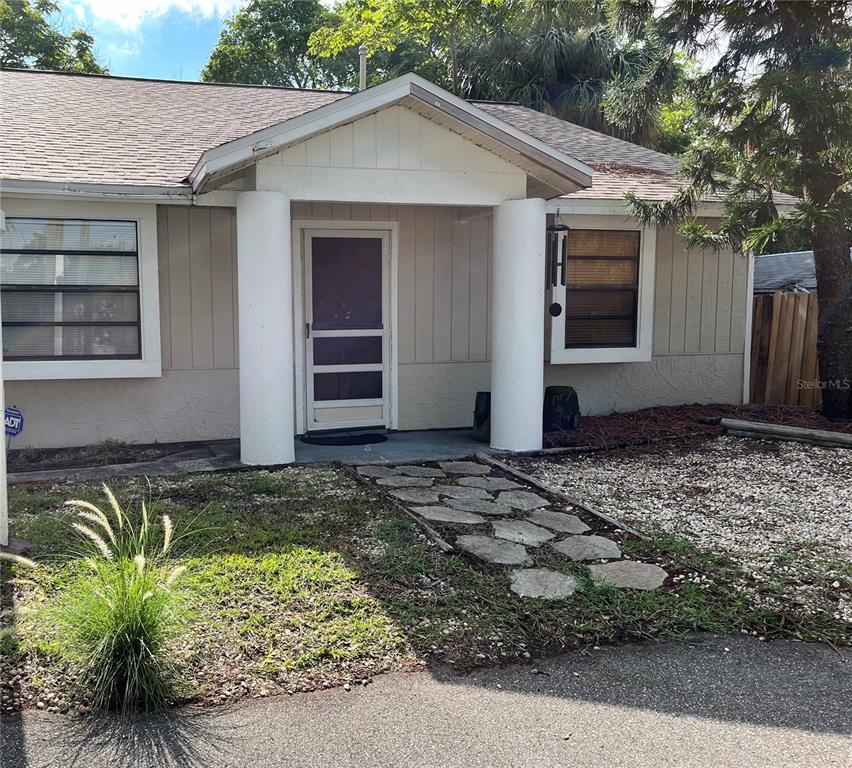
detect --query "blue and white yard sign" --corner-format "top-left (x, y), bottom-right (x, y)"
top-left (5, 407), bottom-right (23, 438)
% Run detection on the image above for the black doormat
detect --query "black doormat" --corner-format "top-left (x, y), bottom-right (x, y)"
top-left (300, 432), bottom-right (388, 446)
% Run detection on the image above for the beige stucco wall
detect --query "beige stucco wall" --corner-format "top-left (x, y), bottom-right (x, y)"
top-left (5, 370), bottom-right (239, 448)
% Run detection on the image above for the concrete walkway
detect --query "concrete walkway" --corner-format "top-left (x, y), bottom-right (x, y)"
top-left (2, 635), bottom-right (848, 768)
top-left (7, 430), bottom-right (488, 485)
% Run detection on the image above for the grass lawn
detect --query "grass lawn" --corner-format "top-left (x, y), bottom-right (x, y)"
top-left (2, 463), bottom-right (847, 713)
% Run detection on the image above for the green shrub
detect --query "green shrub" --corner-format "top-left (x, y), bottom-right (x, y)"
top-left (53, 484), bottom-right (187, 714)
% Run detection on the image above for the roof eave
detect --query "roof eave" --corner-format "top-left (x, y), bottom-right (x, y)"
top-left (189, 73), bottom-right (595, 196)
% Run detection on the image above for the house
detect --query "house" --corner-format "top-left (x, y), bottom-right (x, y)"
top-left (0, 68), bottom-right (795, 463)
top-left (754, 250), bottom-right (817, 294)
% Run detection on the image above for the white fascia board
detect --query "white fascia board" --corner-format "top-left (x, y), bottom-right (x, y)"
top-left (1, 177), bottom-right (192, 202)
top-left (190, 73), bottom-right (595, 194)
top-left (548, 197), bottom-right (731, 219)
top-left (550, 196), bottom-right (799, 218)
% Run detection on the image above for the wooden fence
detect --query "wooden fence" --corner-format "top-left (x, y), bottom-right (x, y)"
top-left (750, 291), bottom-right (821, 407)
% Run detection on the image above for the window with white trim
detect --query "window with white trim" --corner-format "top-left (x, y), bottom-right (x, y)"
top-left (549, 217), bottom-right (655, 365)
top-left (0, 218), bottom-right (141, 360)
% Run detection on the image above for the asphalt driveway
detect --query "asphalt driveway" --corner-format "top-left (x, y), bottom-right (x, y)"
top-left (2, 634), bottom-right (848, 768)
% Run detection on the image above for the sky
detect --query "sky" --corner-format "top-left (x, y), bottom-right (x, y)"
top-left (58, 1), bottom-right (251, 81)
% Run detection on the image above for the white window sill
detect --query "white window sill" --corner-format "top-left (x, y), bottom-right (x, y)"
top-left (3, 358), bottom-right (162, 381)
top-left (549, 346), bottom-right (653, 365)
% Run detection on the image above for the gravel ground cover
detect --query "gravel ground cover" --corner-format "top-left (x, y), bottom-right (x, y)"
top-left (3, 459), bottom-right (815, 715)
top-left (510, 436), bottom-right (852, 640)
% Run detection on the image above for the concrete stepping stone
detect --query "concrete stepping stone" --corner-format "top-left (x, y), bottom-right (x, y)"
top-left (414, 506), bottom-right (486, 525)
top-left (492, 520), bottom-right (555, 547)
top-left (357, 465), bottom-right (399, 478)
top-left (447, 498), bottom-right (514, 515)
top-left (438, 461), bottom-right (491, 476)
top-left (388, 488), bottom-right (440, 505)
top-left (456, 535), bottom-right (531, 565)
top-left (588, 561), bottom-right (668, 591)
top-left (434, 485), bottom-right (491, 499)
top-left (376, 476), bottom-right (435, 488)
top-left (510, 568), bottom-right (578, 599)
top-left (457, 476), bottom-right (522, 491)
top-left (397, 465), bottom-right (446, 478)
top-left (496, 491), bottom-right (550, 511)
top-left (552, 535), bottom-right (622, 562)
top-left (527, 510), bottom-right (591, 534)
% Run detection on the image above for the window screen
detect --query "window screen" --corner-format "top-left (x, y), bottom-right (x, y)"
top-left (0, 218), bottom-right (141, 360)
top-left (564, 229), bottom-right (640, 349)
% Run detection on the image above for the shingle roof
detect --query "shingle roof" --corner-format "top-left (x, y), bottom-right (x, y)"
top-left (0, 68), bottom-right (798, 206)
top-left (754, 251), bottom-right (818, 293)
top-left (1, 69), bottom-right (345, 188)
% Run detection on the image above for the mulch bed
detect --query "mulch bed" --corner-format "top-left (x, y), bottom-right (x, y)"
top-left (6, 441), bottom-right (198, 473)
top-left (543, 403), bottom-right (852, 450)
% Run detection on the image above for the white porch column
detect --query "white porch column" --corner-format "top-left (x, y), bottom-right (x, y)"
top-left (236, 191), bottom-right (295, 465)
top-left (490, 198), bottom-right (546, 451)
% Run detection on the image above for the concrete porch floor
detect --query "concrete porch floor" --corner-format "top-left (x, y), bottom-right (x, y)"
top-left (294, 428), bottom-right (488, 465)
top-left (7, 429), bottom-right (492, 486)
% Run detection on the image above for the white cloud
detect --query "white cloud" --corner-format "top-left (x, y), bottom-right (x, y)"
top-left (66, 1), bottom-right (247, 31)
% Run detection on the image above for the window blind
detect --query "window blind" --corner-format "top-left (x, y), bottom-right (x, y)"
top-left (0, 218), bottom-right (141, 360)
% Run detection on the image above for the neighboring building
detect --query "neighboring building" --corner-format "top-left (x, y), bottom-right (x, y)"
top-left (754, 251), bottom-right (817, 294)
top-left (0, 69), bottom-right (796, 461)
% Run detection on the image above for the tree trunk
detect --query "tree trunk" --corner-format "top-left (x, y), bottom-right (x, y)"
top-left (811, 222), bottom-right (852, 418)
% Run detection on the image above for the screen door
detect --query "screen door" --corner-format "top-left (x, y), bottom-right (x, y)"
top-left (305, 230), bottom-right (390, 430)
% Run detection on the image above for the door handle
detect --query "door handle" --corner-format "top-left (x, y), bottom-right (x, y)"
top-left (305, 322), bottom-right (311, 339)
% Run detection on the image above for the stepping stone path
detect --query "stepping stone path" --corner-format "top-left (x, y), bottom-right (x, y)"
top-left (376, 476), bottom-right (434, 488)
top-left (510, 568), bottom-right (578, 599)
top-left (588, 561), bottom-right (668, 591)
top-left (447, 498), bottom-right (514, 515)
top-left (457, 476), bottom-right (522, 491)
top-left (493, 520), bottom-right (555, 547)
top-left (552, 534), bottom-right (622, 561)
top-left (388, 488), bottom-right (441, 505)
top-left (526, 510), bottom-right (591, 534)
top-left (439, 461), bottom-right (492, 476)
top-left (357, 465), bottom-right (399, 478)
top-left (414, 506), bottom-right (486, 525)
top-left (456, 535), bottom-right (530, 565)
top-left (496, 491), bottom-right (550, 511)
top-left (356, 457), bottom-right (669, 600)
top-left (399, 466), bottom-right (446, 478)
top-left (434, 485), bottom-right (490, 499)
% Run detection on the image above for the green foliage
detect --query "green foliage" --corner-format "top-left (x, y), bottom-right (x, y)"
top-left (611, 0), bottom-right (852, 416)
top-left (203, 0), bottom-right (683, 145)
top-left (51, 485), bottom-right (187, 714)
top-left (201, 0), bottom-right (341, 88)
top-left (0, 0), bottom-right (106, 73)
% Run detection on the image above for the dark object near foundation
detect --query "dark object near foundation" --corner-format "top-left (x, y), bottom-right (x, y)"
top-left (473, 391), bottom-right (491, 442)
top-left (543, 386), bottom-right (581, 432)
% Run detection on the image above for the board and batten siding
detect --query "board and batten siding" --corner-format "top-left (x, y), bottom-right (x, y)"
top-left (652, 223), bottom-right (748, 357)
top-left (291, 201), bottom-right (492, 428)
top-left (275, 106), bottom-right (517, 176)
top-left (546, 222), bottom-right (748, 415)
top-left (156, 206), bottom-right (239, 371)
top-left (292, 202), bottom-right (492, 365)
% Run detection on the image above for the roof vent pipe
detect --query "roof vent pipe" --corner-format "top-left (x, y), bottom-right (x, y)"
top-left (358, 45), bottom-right (368, 91)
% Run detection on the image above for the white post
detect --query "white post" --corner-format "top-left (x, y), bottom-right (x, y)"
top-left (236, 191), bottom-right (295, 465)
top-left (0, 208), bottom-right (7, 547)
top-left (489, 197), bottom-right (546, 452)
top-left (0, 296), bottom-right (7, 548)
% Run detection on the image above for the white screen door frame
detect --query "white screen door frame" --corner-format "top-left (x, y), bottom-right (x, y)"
top-left (303, 228), bottom-right (391, 431)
